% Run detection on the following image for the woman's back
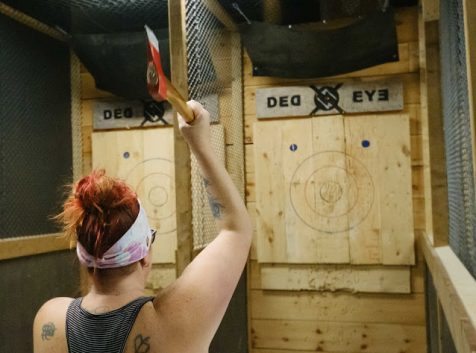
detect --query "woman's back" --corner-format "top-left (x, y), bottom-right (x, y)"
top-left (66, 296), bottom-right (154, 353)
top-left (34, 285), bottom-right (213, 353)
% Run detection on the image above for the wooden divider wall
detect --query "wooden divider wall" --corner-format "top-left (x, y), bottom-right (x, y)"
top-left (244, 7), bottom-right (427, 353)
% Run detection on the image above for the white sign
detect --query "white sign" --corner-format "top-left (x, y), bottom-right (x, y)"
top-left (93, 100), bottom-right (173, 130)
top-left (256, 79), bottom-right (403, 119)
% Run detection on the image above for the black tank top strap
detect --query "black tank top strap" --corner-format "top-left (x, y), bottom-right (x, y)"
top-left (66, 296), bottom-right (154, 353)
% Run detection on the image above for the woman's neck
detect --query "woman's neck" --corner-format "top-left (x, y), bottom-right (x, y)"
top-left (88, 267), bottom-right (146, 301)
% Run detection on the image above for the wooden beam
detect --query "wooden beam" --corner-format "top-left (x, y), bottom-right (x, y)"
top-left (263, 0), bottom-right (282, 24)
top-left (203, 0), bottom-right (238, 32)
top-left (0, 233), bottom-right (71, 260)
top-left (71, 50), bottom-right (83, 181)
top-left (0, 2), bottom-right (66, 41)
top-left (463, 0), bottom-right (476, 207)
top-left (418, 11), bottom-right (449, 246)
top-left (421, 0), bottom-right (439, 22)
top-left (251, 319), bottom-right (426, 353)
top-left (250, 289), bottom-right (426, 325)
top-left (169, 0), bottom-right (193, 276)
top-left (258, 263), bottom-right (412, 294)
top-left (229, 32), bottom-right (245, 200)
top-left (420, 234), bottom-right (476, 353)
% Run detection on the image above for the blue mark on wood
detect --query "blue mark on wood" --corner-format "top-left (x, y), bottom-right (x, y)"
top-left (362, 140), bottom-right (371, 148)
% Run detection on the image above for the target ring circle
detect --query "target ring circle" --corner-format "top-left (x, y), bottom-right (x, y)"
top-left (125, 158), bottom-right (176, 234)
top-left (290, 152), bottom-right (374, 233)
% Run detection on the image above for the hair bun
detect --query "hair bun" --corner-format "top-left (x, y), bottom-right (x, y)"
top-left (58, 170), bottom-right (139, 259)
top-left (75, 169), bottom-right (115, 213)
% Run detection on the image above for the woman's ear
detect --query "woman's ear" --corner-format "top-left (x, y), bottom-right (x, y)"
top-left (140, 252), bottom-right (152, 269)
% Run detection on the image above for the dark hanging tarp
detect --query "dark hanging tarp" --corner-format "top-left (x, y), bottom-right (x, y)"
top-left (71, 29), bottom-right (170, 100)
top-left (239, 8), bottom-right (398, 78)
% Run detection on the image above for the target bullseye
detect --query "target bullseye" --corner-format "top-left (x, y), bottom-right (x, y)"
top-left (148, 185), bottom-right (168, 207)
top-left (319, 180), bottom-right (343, 203)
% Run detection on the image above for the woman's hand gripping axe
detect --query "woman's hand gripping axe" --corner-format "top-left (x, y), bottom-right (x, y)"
top-left (145, 25), bottom-right (195, 123)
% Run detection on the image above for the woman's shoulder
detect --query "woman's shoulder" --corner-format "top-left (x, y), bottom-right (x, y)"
top-left (33, 297), bottom-right (74, 352)
top-left (36, 297), bottom-right (75, 317)
top-left (34, 297), bottom-right (74, 332)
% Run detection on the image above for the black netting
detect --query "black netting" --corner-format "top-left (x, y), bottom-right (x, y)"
top-left (2, 0), bottom-right (171, 99)
top-left (425, 267), bottom-right (458, 353)
top-left (439, 0), bottom-right (476, 278)
top-left (0, 13), bottom-right (72, 238)
top-left (1, 0), bottom-right (169, 33)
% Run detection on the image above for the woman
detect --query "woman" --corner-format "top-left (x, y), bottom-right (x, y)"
top-left (33, 101), bottom-right (253, 353)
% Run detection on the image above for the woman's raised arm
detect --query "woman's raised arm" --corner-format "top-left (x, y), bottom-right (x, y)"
top-left (156, 100), bottom-right (252, 350)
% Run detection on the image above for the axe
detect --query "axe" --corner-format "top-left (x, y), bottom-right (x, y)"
top-left (145, 25), bottom-right (195, 123)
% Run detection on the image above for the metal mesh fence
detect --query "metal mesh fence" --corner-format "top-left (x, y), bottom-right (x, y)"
top-left (185, 0), bottom-right (244, 249)
top-left (439, 0), bottom-right (476, 278)
top-left (425, 265), bottom-right (458, 353)
top-left (0, 13), bottom-right (72, 238)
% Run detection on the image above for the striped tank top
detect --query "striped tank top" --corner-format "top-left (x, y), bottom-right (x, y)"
top-left (66, 296), bottom-right (154, 353)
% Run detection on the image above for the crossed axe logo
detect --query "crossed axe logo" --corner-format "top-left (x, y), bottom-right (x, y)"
top-left (142, 100), bottom-right (170, 126)
top-left (310, 83), bottom-right (344, 115)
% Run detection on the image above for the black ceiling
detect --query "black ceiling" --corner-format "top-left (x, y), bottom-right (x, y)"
top-left (218, 0), bottom-right (418, 24)
top-left (4, 0), bottom-right (418, 34)
top-left (1, 0), bottom-right (169, 34)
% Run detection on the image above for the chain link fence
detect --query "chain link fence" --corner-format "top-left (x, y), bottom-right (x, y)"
top-left (185, 0), bottom-right (244, 249)
top-left (440, 0), bottom-right (476, 278)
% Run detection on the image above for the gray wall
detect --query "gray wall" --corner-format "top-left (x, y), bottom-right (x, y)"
top-left (0, 11), bottom-right (79, 353)
top-left (0, 251), bottom-right (80, 352)
top-left (0, 12), bottom-right (72, 238)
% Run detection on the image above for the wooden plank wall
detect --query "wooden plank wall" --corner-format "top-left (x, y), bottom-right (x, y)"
top-left (244, 7), bottom-right (427, 353)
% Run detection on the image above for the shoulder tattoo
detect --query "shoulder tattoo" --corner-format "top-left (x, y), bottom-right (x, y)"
top-left (134, 334), bottom-right (151, 353)
top-left (41, 322), bottom-right (56, 341)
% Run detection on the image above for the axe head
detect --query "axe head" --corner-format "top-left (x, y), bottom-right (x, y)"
top-left (145, 25), bottom-right (168, 102)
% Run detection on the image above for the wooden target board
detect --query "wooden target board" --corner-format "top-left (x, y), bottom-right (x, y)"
top-left (254, 114), bottom-right (415, 265)
top-left (92, 128), bottom-right (176, 264)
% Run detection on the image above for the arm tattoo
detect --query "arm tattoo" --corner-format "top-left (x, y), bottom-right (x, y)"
top-left (134, 334), bottom-right (151, 353)
top-left (41, 322), bottom-right (56, 341)
top-left (203, 178), bottom-right (225, 219)
top-left (203, 178), bottom-right (211, 188)
top-left (208, 194), bottom-right (225, 219)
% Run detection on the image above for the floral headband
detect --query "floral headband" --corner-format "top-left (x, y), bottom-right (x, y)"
top-left (76, 201), bottom-right (154, 269)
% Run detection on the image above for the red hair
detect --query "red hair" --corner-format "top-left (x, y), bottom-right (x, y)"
top-left (58, 170), bottom-right (139, 259)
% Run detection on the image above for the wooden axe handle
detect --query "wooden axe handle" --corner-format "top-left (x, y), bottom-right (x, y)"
top-left (165, 77), bottom-right (195, 123)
